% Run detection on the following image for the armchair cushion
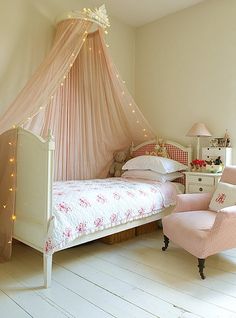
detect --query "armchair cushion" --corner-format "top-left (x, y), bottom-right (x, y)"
top-left (209, 182), bottom-right (236, 212)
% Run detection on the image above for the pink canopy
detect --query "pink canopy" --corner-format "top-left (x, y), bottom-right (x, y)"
top-left (0, 8), bottom-right (155, 260)
top-left (0, 16), bottom-right (154, 181)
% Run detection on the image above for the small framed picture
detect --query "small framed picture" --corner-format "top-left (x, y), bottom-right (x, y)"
top-left (210, 137), bottom-right (226, 147)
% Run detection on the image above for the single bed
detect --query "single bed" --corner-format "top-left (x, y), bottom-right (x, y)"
top-left (13, 128), bottom-right (192, 287)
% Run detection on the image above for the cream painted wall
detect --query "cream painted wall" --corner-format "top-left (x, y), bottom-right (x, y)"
top-left (107, 16), bottom-right (136, 95)
top-left (0, 1), bottom-right (135, 117)
top-left (0, 0), bottom-right (54, 115)
top-left (135, 0), bottom-right (236, 161)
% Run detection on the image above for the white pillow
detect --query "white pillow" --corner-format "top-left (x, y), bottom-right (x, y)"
top-left (122, 155), bottom-right (188, 174)
top-left (209, 182), bottom-right (236, 212)
top-left (122, 170), bottom-right (183, 183)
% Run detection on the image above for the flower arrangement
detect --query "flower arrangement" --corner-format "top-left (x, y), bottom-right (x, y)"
top-left (190, 159), bottom-right (206, 172)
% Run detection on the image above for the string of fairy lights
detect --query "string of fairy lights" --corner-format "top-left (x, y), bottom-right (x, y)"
top-left (1, 138), bottom-right (17, 245)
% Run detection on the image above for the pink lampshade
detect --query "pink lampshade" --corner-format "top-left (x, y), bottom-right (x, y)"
top-left (186, 123), bottom-right (212, 137)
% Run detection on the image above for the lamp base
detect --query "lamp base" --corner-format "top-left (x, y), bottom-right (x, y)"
top-left (196, 136), bottom-right (200, 159)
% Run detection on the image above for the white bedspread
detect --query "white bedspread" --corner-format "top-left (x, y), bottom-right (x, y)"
top-left (45, 178), bottom-right (179, 254)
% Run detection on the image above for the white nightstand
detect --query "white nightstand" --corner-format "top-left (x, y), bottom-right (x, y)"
top-left (184, 171), bottom-right (222, 194)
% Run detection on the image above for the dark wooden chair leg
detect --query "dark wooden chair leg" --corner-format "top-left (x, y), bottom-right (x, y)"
top-left (162, 235), bottom-right (169, 251)
top-left (198, 258), bottom-right (206, 279)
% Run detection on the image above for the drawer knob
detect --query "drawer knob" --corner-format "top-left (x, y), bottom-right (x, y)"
top-left (198, 178), bottom-right (202, 182)
top-left (199, 187), bottom-right (203, 192)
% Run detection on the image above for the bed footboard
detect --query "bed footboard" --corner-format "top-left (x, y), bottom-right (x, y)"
top-left (14, 128), bottom-right (54, 254)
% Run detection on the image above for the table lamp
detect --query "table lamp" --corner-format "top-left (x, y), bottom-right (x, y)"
top-left (186, 123), bottom-right (212, 159)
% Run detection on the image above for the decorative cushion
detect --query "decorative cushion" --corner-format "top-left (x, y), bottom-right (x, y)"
top-left (209, 182), bottom-right (236, 212)
top-left (122, 170), bottom-right (183, 183)
top-left (122, 155), bottom-right (188, 174)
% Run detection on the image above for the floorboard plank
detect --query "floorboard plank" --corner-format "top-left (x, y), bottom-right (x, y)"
top-left (0, 269), bottom-right (71, 318)
top-left (0, 288), bottom-right (32, 318)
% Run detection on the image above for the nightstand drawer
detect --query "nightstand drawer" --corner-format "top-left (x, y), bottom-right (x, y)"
top-left (187, 175), bottom-right (214, 186)
top-left (188, 184), bottom-right (213, 193)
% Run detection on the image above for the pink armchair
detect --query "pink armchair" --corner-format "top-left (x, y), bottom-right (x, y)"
top-left (162, 166), bottom-right (236, 279)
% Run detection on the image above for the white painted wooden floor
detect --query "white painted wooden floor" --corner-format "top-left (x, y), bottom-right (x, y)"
top-left (1, 230), bottom-right (236, 318)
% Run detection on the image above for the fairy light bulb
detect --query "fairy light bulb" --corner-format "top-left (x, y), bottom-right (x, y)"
top-left (142, 128), bottom-right (146, 132)
top-left (3, 205), bottom-right (6, 209)
top-left (132, 110), bottom-right (135, 113)
top-left (106, 44), bottom-right (110, 48)
top-left (12, 215), bottom-right (16, 221)
top-left (9, 188), bottom-right (13, 192)
top-left (9, 158), bottom-right (14, 163)
top-left (51, 95), bottom-right (54, 99)
top-left (70, 63), bottom-right (73, 67)
top-left (121, 91), bottom-right (125, 95)
top-left (39, 106), bottom-right (44, 110)
top-left (104, 30), bottom-right (108, 34)
top-left (10, 173), bottom-right (14, 177)
top-left (136, 120), bottom-right (140, 124)
top-left (60, 83), bottom-right (64, 86)
top-left (8, 142), bottom-right (12, 146)
top-left (129, 103), bottom-right (132, 107)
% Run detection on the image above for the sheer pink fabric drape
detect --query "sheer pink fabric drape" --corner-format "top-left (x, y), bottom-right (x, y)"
top-left (27, 22), bottom-right (154, 180)
top-left (0, 129), bottom-right (17, 261)
top-left (0, 18), bottom-right (154, 181)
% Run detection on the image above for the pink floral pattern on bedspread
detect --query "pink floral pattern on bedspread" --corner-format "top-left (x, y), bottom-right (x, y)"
top-left (45, 178), bottom-right (177, 254)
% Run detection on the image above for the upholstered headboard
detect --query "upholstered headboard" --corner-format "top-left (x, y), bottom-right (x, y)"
top-left (129, 139), bottom-right (192, 185)
top-left (130, 139), bottom-right (192, 168)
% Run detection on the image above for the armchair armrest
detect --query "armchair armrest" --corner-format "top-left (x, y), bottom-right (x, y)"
top-left (174, 192), bottom-right (212, 213)
top-left (210, 205), bottom-right (236, 236)
top-left (219, 205), bottom-right (236, 217)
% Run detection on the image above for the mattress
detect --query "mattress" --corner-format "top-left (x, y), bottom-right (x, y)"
top-left (45, 178), bottom-right (182, 254)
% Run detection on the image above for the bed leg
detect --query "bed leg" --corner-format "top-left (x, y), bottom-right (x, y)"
top-left (43, 253), bottom-right (52, 288)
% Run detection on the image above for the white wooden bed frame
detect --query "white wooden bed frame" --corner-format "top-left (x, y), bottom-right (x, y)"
top-left (13, 128), bottom-right (192, 288)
